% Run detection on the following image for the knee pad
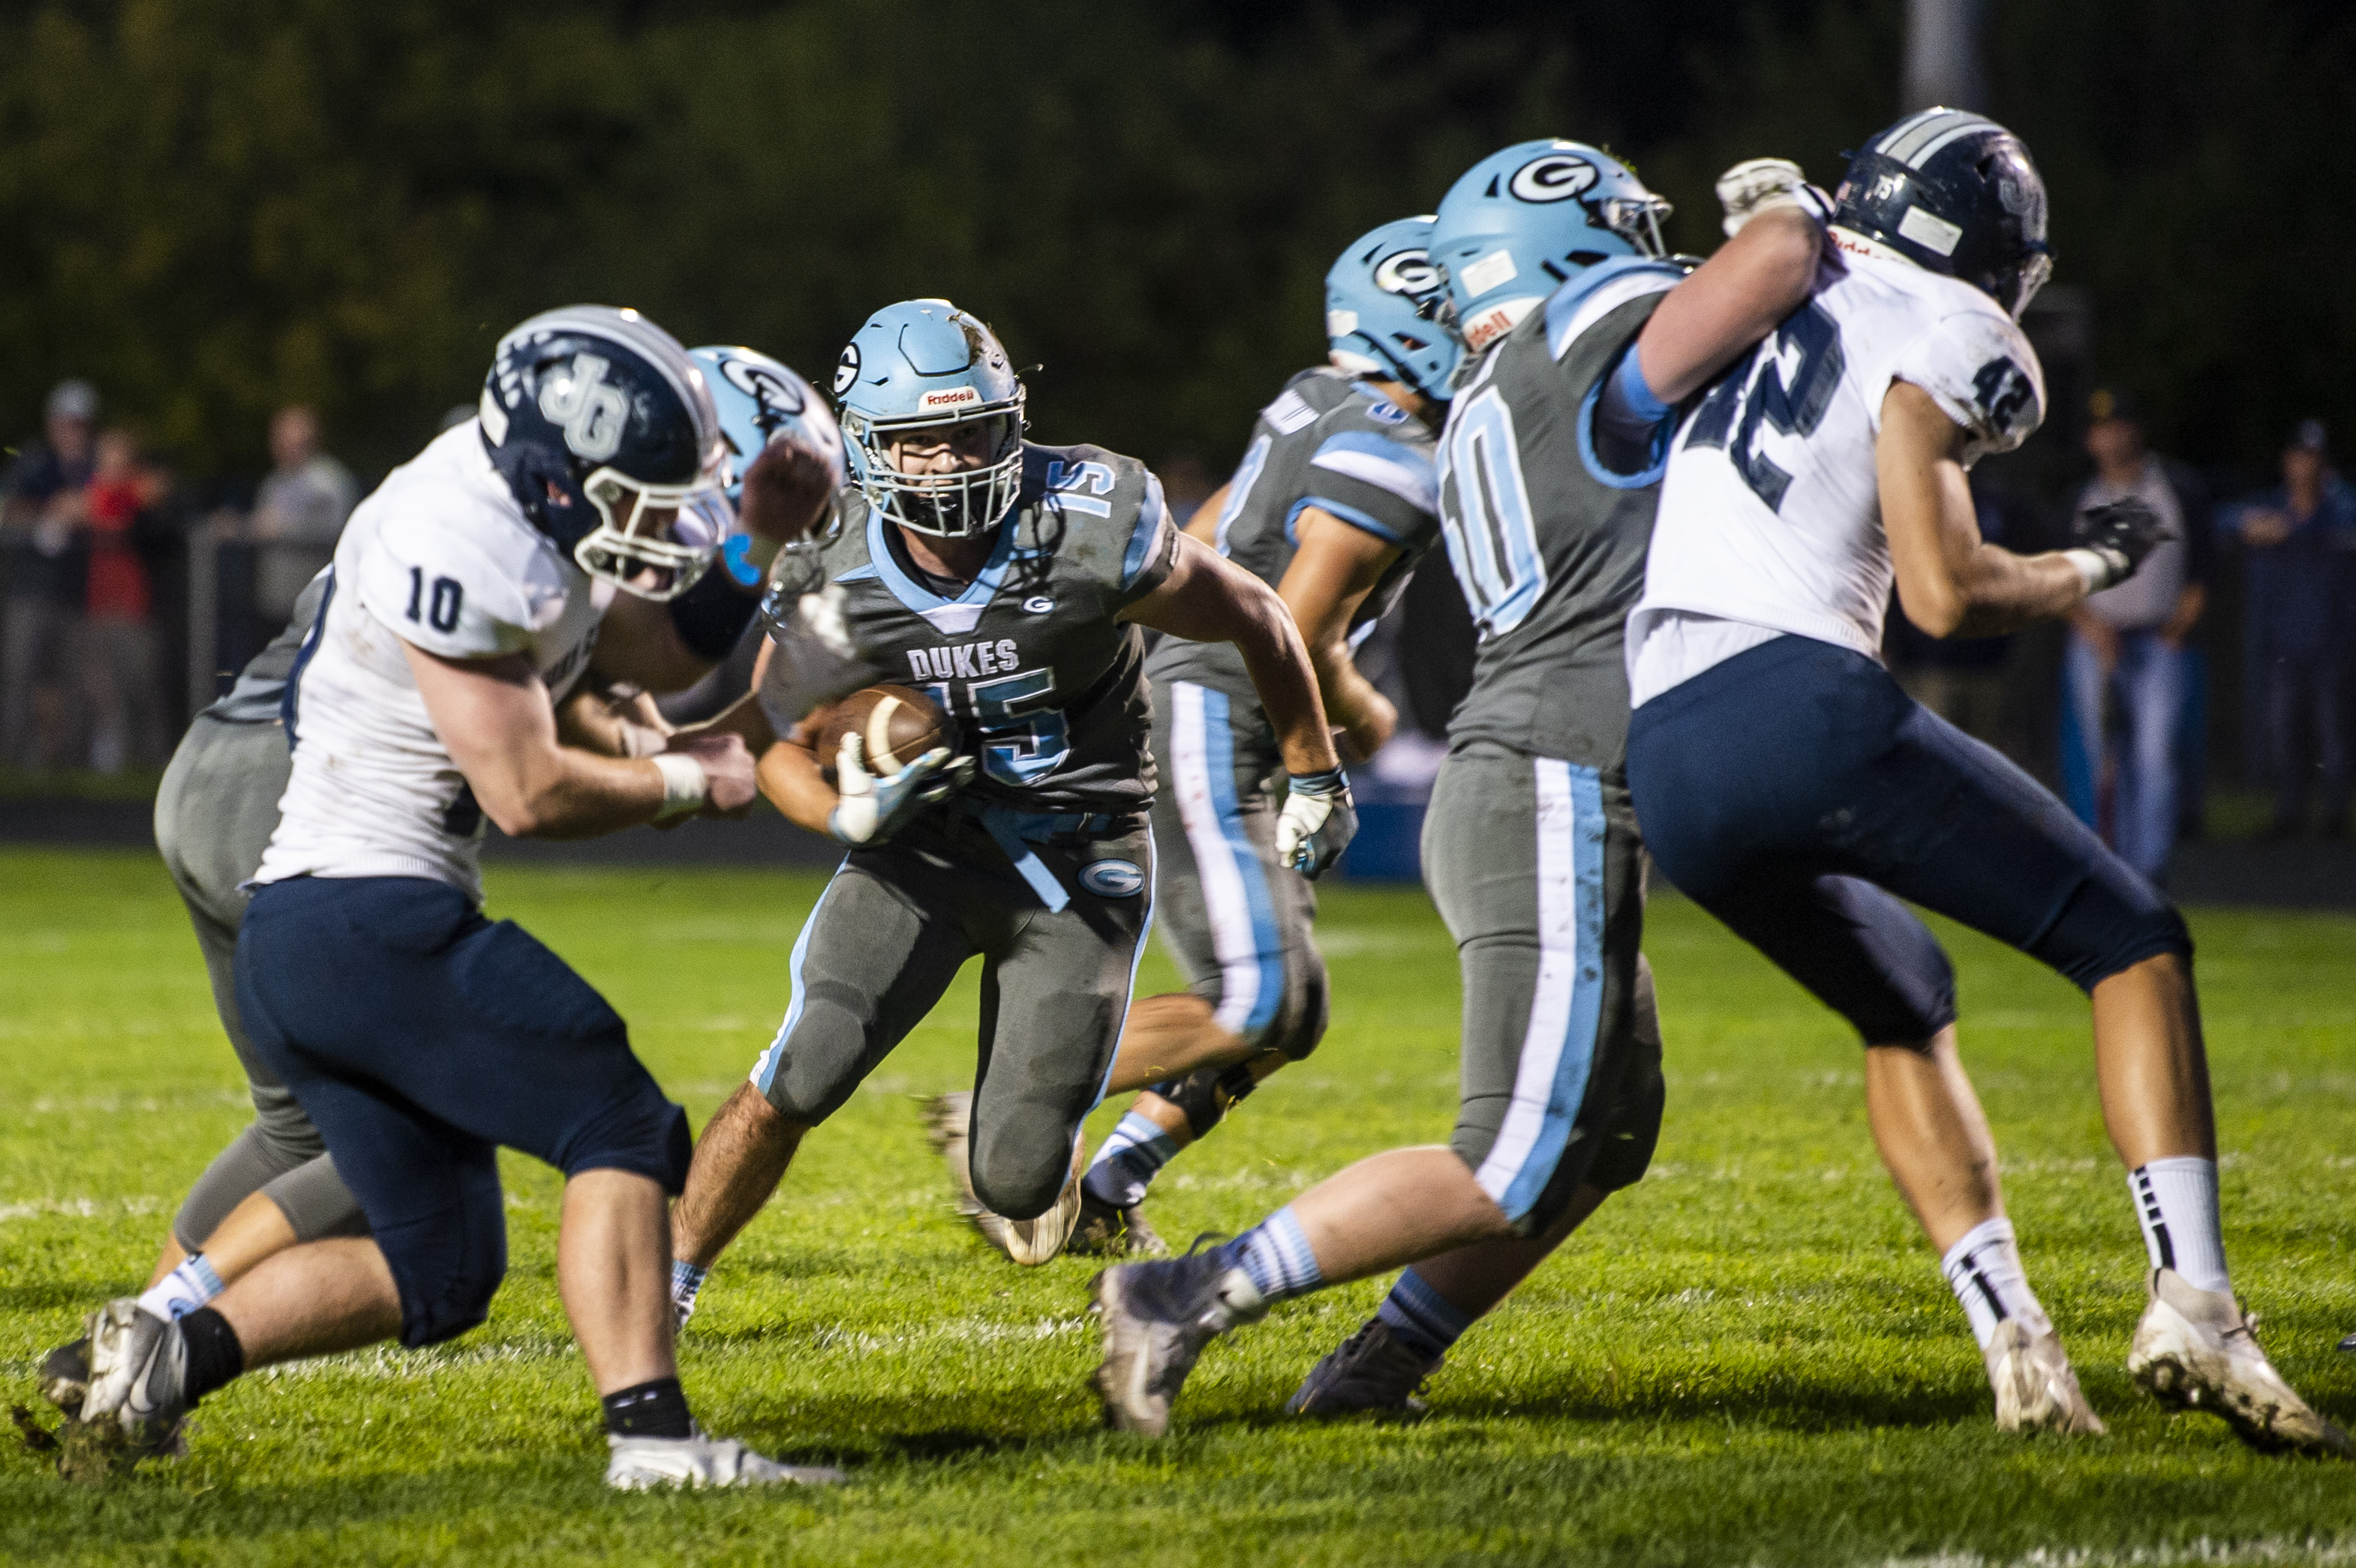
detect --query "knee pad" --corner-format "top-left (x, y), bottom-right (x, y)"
top-left (387, 1164), bottom-right (509, 1349)
top-left (173, 1125), bottom-right (303, 1252)
top-left (262, 1154), bottom-right (371, 1243)
top-left (968, 1141), bottom-right (1074, 1224)
top-left (556, 1095), bottom-right (692, 1196)
top-left (1265, 954), bottom-right (1330, 1062)
top-left (2039, 876), bottom-right (2193, 992)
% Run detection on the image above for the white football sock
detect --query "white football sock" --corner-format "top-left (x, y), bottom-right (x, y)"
top-left (136, 1253), bottom-right (225, 1321)
top-left (1939, 1218), bottom-right (2053, 1351)
top-left (2129, 1157), bottom-right (2231, 1295)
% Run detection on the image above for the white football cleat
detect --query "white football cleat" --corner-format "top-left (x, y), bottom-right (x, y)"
top-left (921, 1092), bottom-right (1085, 1266)
top-left (605, 1431), bottom-right (846, 1490)
top-left (77, 1299), bottom-right (191, 1456)
top-left (1985, 1318), bottom-right (2105, 1434)
top-left (2128, 1267), bottom-right (2352, 1458)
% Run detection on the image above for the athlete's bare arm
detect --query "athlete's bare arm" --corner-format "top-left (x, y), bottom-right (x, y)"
top-left (554, 678), bottom-right (672, 758)
top-left (1181, 481), bottom-right (1231, 547)
top-left (753, 728), bottom-right (834, 837)
top-left (1122, 532), bottom-right (1341, 776)
top-left (405, 644), bottom-right (756, 838)
top-left (1638, 206), bottom-right (1826, 401)
top-left (1274, 510), bottom-right (1403, 761)
top-left (1878, 379), bottom-right (2086, 638)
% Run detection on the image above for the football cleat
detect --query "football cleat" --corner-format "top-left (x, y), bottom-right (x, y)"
top-left (1286, 1318), bottom-right (1440, 1420)
top-left (1068, 1187), bottom-right (1168, 1260)
top-left (77, 1299), bottom-right (191, 1457)
top-left (920, 1092), bottom-right (1083, 1266)
top-left (1089, 1245), bottom-right (1267, 1437)
top-left (1984, 1319), bottom-right (2105, 1435)
top-left (606, 1431), bottom-right (846, 1491)
top-left (39, 1336), bottom-right (90, 1419)
top-left (2127, 1267), bottom-right (2352, 1457)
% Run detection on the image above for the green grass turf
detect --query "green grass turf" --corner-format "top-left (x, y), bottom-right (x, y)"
top-left (3, 846), bottom-right (2353, 1565)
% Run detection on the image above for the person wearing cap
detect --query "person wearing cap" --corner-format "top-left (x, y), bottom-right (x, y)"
top-left (2063, 388), bottom-right (2213, 878)
top-left (0, 380), bottom-right (100, 769)
top-left (2228, 419), bottom-right (2356, 839)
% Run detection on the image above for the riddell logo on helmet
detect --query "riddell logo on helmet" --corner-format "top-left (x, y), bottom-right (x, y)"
top-left (1463, 305), bottom-right (1520, 352)
top-left (920, 387), bottom-right (984, 412)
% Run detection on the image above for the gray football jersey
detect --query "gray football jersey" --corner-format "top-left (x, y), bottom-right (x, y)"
top-left (777, 441), bottom-right (1177, 813)
top-left (1437, 257), bottom-right (1686, 771)
top-left (1150, 368), bottom-right (1441, 697)
top-left (203, 569), bottom-right (330, 725)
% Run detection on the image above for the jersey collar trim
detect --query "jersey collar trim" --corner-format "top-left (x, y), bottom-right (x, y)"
top-left (866, 502), bottom-right (1020, 616)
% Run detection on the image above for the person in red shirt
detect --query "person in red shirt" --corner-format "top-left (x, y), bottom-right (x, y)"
top-left (73, 429), bottom-right (168, 771)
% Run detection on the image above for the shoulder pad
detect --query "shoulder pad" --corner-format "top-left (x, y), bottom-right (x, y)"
top-left (1542, 257), bottom-right (1687, 361)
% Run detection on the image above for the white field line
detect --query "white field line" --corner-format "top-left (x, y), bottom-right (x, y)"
top-left (1862, 1538), bottom-right (2356, 1568)
top-left (0, 1195), bottom-right (164, 1221)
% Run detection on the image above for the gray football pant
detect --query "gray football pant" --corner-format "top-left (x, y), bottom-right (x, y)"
top-left (1423, 746), bottom-right (1665, 1237)
top-left (1146, 677), bottom-right (1327, 1059)
top-left (155, 714), bottom-right (366, 1249)
top-left (749, 815), bottom-right (1154, 1221)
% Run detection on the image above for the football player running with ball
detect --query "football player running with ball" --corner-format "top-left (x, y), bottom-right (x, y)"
top-left (68, 307), bottom-right (849, 1490)
top-left (1090, 142), bottom-right (1831, 1434)
top-left (932, 220), bottom-right (1459, 1263)
top-left (1624, 113), bottom-right (2345, 1453)
top-left (665, 300), bottom-right (1354, 1319)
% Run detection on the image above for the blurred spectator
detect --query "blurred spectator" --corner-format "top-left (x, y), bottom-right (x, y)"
top-left (1157, 448), bottom-right (1217, 528)
top-left (2228, 419), bottom-right (2356, 839)
top-left (74, 428), bottom-right (170, 772)
top-left (1890, 477), bottom-right (2039, 751)
top-left (2061, 389), bottom-right (2211, 878)
top-left (0, 380), bottom-right (98, 769)
top-left (245, 405), bottom-right (354, 625)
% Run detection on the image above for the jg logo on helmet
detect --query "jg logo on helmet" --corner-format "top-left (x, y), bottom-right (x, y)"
top-left (539, 353), bottom-right (630, 462)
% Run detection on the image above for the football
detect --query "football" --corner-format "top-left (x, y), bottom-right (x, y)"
top-left (808, 683), bottom-right (954, 782)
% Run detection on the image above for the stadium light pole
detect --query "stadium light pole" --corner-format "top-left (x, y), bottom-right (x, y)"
top-left (1904, 0), bottom-right (1987, 111)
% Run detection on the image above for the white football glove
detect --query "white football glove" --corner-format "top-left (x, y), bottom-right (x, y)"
top-left (1273, 767), bottom-right (1357, 880)
top-left (826, 731), bottom-right (968, 846)
top-left (1715, 158), bottom-right (1835, 237)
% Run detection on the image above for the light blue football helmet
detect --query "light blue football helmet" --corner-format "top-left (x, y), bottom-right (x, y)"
top-left (689, 344), bottom-right (848, 582)
top-left (1325, 216), bottom-right (1460, 401)
top-left (833, 299), bottom-right (1026, 539)
top-left (1430, 140), bottom-right (1673, 356)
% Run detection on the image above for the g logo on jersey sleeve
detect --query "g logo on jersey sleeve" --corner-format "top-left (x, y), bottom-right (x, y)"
top-left (1508, 154), bottom-right (1598, 203)
top-left (1077, 859), bottom-right (1145, 898)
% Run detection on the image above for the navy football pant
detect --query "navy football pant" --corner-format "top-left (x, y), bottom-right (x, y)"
top-left (1627, 635), bottom-right (2190, 1046)
top-left (236, 876), bottom-right (690, 1347)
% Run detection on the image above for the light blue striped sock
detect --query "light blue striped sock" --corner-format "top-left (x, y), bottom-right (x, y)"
top-left (137, 1253), bottom-right (225, 1321)
top-left (1375, 1267), bottom-right (1474, 1360)
top-left (670, 1260), bottom-right (708, 1317)
top-left (1083, 1112), bottom-right (1180, 1208)
top-left (1233, 1206), bottom-right (1323, 1304)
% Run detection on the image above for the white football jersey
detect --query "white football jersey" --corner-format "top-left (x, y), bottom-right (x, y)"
top-left (1626, 231), bottom-right (2045, 706)
top-left (254, 422), bottom-right (611, 900)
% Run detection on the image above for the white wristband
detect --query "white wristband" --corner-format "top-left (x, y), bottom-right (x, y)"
top-left (2063, 548), bottom-right (2114, 595)
top-left (651, 752), bottom-right (708, 819)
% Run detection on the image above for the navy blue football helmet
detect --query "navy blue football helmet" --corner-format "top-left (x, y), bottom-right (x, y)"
top-left (1325, 217), bottom-right (1460, 401)
top-left (479, 305), bottom-right (727, 599)
top-left (834, 299), bottom-right (1026, 539)
top-left (1834, 109), bottom-right (2053, 319)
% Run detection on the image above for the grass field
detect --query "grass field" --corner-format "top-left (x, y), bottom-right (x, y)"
top-left (3, 846), bottom-right (2354, 1566)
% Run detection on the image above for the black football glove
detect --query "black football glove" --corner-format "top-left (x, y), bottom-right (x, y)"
top-left (2071, 497), bottom-right (2172, 590)
top-left (1275, 767), bottom-right (1357, 879)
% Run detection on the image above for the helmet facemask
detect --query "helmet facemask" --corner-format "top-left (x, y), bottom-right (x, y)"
top-left (573, 454), bottom-right (729, 600)
top-left (848, 401), bottom-right (1025, 539)
top-left (1597, 193), bottom-right (1674, 260)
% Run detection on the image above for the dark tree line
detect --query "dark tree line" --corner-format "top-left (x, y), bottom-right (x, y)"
top-left (0, 0), bottom-right (2345, 488)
